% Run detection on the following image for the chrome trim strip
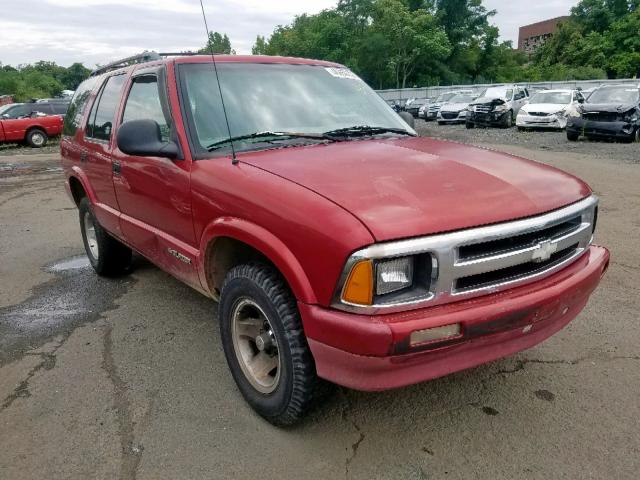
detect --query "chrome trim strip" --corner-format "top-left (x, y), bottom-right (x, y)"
top-left (332, 195), bottom-right (598, 314)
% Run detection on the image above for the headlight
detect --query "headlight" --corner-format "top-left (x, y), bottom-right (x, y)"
top-left (569, 109), bottom-right (582, 118)
top-left (494, 104), bottom-right (508, 112)
top-left (623, 110), bottom-right (638, 122)
top-left (339, 254), bottom-right (432, 307)
top-left (376, 257), bottom-right (414, 295)
top-left (556, 109), bottom-right (567, 117)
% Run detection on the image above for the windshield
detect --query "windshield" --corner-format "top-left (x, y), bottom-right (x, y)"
top-left (436, 92), bottom-right (456, 103)
top-left (530, 92), bottom-right (572, 104)
top-left (481, 87), bottom-right (513, 100)
top-left (448, 94), bottom-right (476, 104)
top-left (179, 63), bottom-right (414, 155)
top-left (587, 87), bottom-right (639, 104)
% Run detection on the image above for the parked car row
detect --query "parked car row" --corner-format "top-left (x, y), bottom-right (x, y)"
top-left (392, 83), bottom-right (640, 143)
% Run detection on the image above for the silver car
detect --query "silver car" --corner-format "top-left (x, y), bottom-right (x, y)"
top-left (437, 93), bottom-right (478, 124)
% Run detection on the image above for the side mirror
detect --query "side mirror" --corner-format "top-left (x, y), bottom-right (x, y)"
top-left (117, 119), bottom-right (179, 159)
top-left (1, 113), bottom-right (8, 119)
top-left (398, 111), bottom-right (415, 128)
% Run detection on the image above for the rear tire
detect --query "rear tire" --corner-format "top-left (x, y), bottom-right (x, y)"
top-left (567, 130), bottom-right (580, 142)
top-left (219, 263), bottom-right (327, 426)
top-left (26, 129), bottom-right (48, 148)
top-left (79, 198), bottom-right (132, 276)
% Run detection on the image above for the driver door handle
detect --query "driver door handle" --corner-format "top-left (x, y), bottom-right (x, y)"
top-left (112, 160), bottom-right (121, 175)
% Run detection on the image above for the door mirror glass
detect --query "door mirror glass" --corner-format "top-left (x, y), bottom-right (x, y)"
top-left (117, 119), bottom-right (179, 159)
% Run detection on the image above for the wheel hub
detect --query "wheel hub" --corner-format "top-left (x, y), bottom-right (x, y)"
top-left (83, 212), bottom-right (99, 260)
top-left (231, 298), bottom-right (280, 394)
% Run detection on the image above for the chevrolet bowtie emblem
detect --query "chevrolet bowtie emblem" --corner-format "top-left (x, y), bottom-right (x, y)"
top-left (532, 240), bottom-right (558, 263)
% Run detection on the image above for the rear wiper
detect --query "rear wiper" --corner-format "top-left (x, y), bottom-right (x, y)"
top-left (322, 125), bottom-right (416, 139)
top-left (206, 131), bottom-right (331, 151)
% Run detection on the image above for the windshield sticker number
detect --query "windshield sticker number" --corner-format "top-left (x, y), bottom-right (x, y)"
top-left (325, 67), bottom-right (359, 80)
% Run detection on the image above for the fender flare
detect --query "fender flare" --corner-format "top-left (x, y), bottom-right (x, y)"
top-left (198, 217), bottom-right (317, 304)
top-left (68, 166), bottom-right (98, 204)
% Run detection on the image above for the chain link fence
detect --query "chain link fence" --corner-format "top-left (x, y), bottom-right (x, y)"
top-left (376, 78), bottom-right (640, 102)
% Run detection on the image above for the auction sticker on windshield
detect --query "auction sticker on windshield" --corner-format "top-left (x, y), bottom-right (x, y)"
top-left (325, 67), bottom-right (359, 80)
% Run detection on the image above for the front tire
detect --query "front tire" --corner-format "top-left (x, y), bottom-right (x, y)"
top-left (219, 263), bottom-right (325, 426)
top-left (465, 121), bottom-right (475, 129)
top-left (567, 130), bottom-right (580, 142)
top-left (26, 129), bottom-right (48, 148)
top-left (79, 198), bottom-right (132, 276)
top-left (503, 111), bottom-right (513, 128)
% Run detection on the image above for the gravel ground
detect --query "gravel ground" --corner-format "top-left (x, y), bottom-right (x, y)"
top-left (0, 138), bottom-right (61, 157)
top-left (415, 120), bottom-right (640, 164)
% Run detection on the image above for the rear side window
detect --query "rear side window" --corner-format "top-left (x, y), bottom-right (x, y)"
top-left (122, 75), bottom-right (170, 142)
top-left (63, 76), bottom-right (99, 136)
top-left (52, 103), bottom-right (69, 115)
top-left (87, 74), bottom-right (126, 141)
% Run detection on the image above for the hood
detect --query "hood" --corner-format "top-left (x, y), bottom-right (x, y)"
top-left (471, 97), bottom-right (507, 106)
top-left (441, 102), bottom-right (470, 112)
top-left (581, 103), bottom-right (637, 114)
top-left (239, 137), bottom-right (591, 242)
top-left (521, 103), bottom-right (567, 114)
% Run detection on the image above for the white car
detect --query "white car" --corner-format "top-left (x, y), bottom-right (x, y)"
top-left (516, 89), bottom-right (584, 130)
top-left (437, 93), bottom-right (478, 124)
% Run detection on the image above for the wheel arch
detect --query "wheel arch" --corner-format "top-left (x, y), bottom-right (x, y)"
top-left (66, 167), bottom-right (97, 206)
top-left (198, 218), bottom-right (317, 305)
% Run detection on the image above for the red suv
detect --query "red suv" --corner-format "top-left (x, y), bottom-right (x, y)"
top-left (61, 53), bottom-right (609, 425)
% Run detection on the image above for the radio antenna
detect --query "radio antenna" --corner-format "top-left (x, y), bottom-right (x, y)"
top-left (198, 0), bottom-right (238, 164)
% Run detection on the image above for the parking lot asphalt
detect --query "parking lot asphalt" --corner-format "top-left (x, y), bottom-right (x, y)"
top-left (1, 124), bottom-right (639, 479)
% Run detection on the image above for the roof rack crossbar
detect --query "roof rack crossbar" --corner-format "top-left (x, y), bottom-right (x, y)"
top-left (90, 51), bottom-right (162, 77)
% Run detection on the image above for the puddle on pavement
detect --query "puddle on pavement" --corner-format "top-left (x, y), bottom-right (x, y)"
top-left (46, 255), bottom-right (91, 273)
top-left (0, 255), bottom-right (135, 365)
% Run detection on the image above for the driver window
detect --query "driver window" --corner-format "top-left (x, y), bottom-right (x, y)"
top-left (122, 76), bottom-right (170, 142)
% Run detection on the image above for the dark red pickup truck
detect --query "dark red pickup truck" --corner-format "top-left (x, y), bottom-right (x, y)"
top-left (0, 103), bottom-right (64, 147)
top-left (61, 53), bottom-right (609, 425)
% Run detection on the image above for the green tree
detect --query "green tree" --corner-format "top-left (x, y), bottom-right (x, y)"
top-left (199, 32), bottom-right (235, 54)
top-left (252, 35), bottom-right (268, 55)
top-left (370, 0), bottom-right (450, 88)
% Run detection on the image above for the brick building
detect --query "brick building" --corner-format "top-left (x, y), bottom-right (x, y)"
top-left (518, 16), bottom-right (569, 55)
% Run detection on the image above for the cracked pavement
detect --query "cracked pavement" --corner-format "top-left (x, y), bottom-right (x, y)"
top-left (1, 132), bottom-right (639, 479)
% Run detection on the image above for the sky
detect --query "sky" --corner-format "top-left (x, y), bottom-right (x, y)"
top-left (0, 0), bottom-right (578, 68)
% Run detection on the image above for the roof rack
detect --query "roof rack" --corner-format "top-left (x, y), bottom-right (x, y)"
top-left (90, 51), bottom-right (204, 77)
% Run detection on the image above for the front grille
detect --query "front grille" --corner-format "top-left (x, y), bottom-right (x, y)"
top-left (458, 216), bottom-right (581, 261)
top-left (441, 112), bottom-right (459, 119)
top-left (528, 111), bottom-right (550, 117)
top-left (583, 112), bottom-right (620, 122)
top-left (455, 243), bottom-right (578, 292)
top-left (474, 105), bottom-right (492, 113)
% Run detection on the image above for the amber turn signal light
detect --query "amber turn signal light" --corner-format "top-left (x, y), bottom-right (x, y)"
top-left (342, 260), bottom-right (374, 305)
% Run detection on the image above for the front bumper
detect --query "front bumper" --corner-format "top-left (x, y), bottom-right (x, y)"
top-left (517, 113), bottom-right (567, 129)
top-left (438, 111), bottom-right (467, 123)
top-left (468, 110), bottom-right (509, 126)
top-left (567, 117), bottom-right (636, 140)
top-left (302, 246), bottom-right (609, 391)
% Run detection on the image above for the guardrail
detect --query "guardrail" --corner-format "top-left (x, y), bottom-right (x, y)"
top-left (376, 78), bottom-right (639, 102)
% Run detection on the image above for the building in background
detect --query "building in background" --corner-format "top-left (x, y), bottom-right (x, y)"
top-left (0, 95), bottom-right (14, 107)
top-left (518, 16), bottom-right (569, 56)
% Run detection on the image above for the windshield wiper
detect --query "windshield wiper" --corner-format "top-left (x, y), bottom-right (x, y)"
top-left (206, 131), bottom-right (331, 151)
top-left (322, 125), bottom-right (416, 139)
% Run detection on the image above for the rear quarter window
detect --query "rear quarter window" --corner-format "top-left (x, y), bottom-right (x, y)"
top-left (63, 76), bottom-right (100, 136)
